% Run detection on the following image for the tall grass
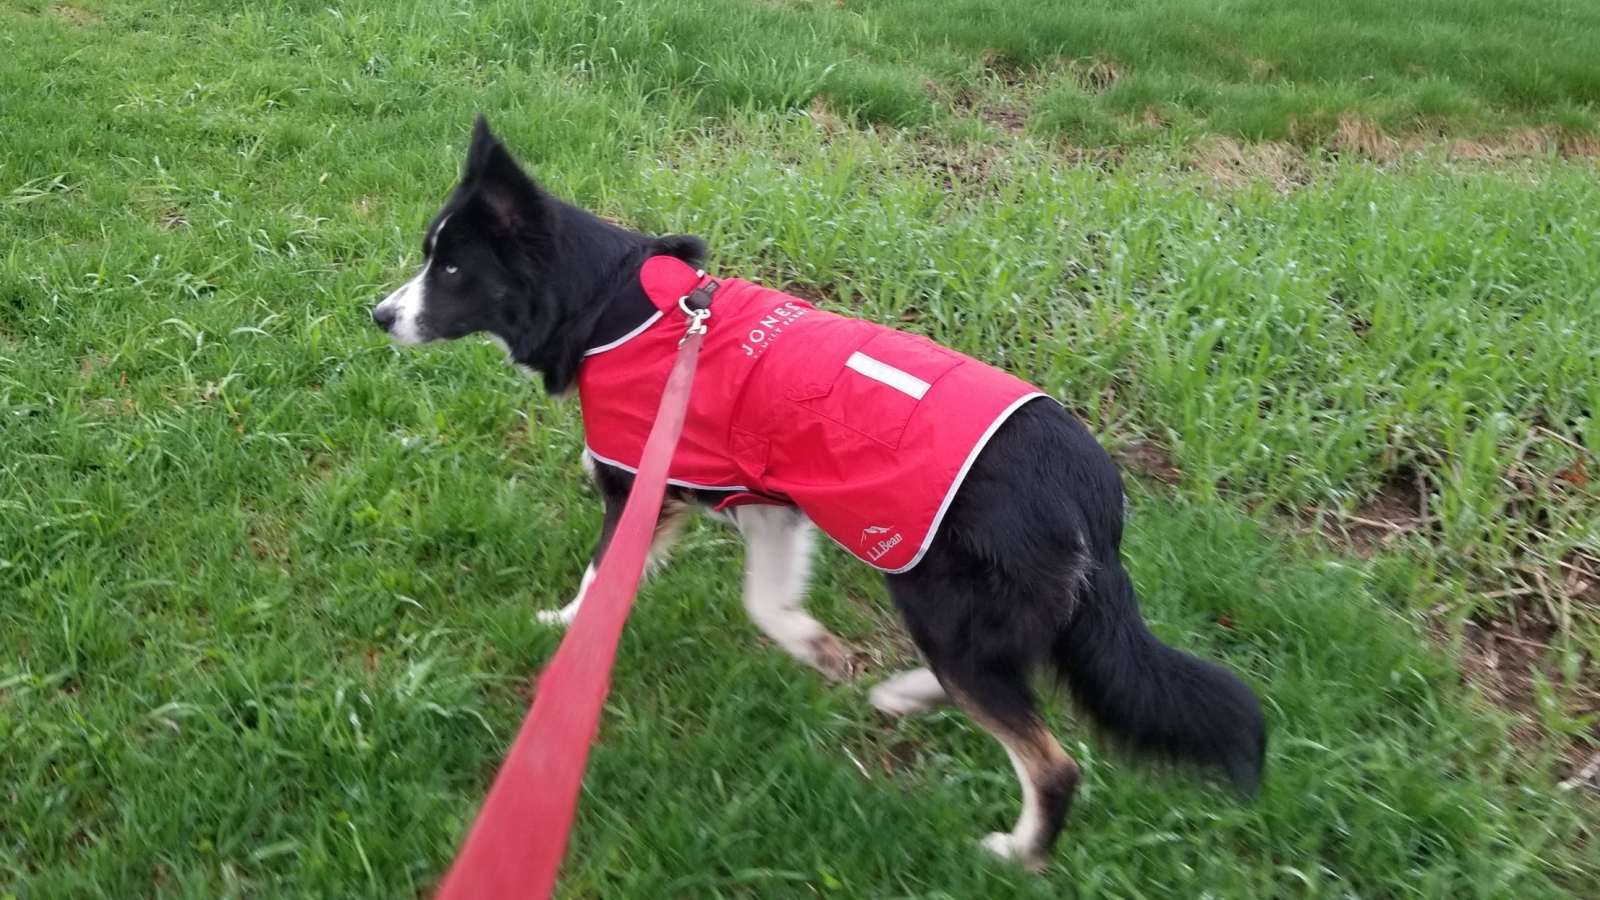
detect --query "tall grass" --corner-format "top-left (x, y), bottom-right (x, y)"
top-left (2, 0), bottom-right (1598, 895)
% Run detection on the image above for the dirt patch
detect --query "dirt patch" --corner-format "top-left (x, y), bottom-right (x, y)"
top-left (1316, 466), bottom-right (1436, 556)
top-left (841, 720), bottom-right (928, 779)
top-left (953, 89), bottom-right (1029, 134)
top-left (159, 207), bottom-right (188, 230)
top-left (1450, 616), bottom-right (1600, 788)
top-left (52, 5), bottom-right (102, 25)
top-left (1455, 620), bottom-right (1556, 754)
top-left (1113, 439), bottom-right (1184, 487)
top-left (835, 591), bottom-right (921, 679)
top-left (1186, 137), bottom-right (1307, 192)
top-left (982, 106), bottom-right (1029, 132)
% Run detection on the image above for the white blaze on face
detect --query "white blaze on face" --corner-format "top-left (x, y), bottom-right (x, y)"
top-left (374, 261), bottom-right (431, 345)
top-left (374, 214), bottom-right (451, 346)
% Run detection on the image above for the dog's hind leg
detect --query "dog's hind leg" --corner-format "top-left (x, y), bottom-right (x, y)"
top-left (941, 660), bottom-right (1079, 871)
top-left (869, 667), bottom-right (949, 717)
top-left (733, 504), bottom-right (851, 680)
top-left (885, 578), bottom-right (1079, 871)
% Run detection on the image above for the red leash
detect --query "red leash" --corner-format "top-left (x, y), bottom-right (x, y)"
top-left (434, 284), bottom-right (717, 900)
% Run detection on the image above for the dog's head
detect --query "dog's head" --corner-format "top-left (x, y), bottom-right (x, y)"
top-left (371, 115), bottom-right (550, 347)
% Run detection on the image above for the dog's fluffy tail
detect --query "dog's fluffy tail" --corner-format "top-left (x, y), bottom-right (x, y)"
top-left (1053, 562), bottom-right (1265, 794)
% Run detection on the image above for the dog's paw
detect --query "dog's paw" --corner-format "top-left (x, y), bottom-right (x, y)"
top-left (868, 669), bottom-right (946, 717)
top-left (807, 632), bottom-right (855, 682)
top-left (869, 684), bottom-right (924, 716)
top-left (536, 606), bottom-right (577, 628)
top-left (980, 832), bottom-right (1046, 873)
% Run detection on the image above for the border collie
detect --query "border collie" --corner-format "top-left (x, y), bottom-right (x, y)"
top-left (372, 116), bottom-right (1264, 871)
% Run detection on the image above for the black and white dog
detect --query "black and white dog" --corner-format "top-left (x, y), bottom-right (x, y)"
top-left (372, 116), bottom-right (1265, 871)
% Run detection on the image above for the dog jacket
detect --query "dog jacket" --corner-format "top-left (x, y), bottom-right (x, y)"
top-left (577, 256), bottom-right (1047, 573)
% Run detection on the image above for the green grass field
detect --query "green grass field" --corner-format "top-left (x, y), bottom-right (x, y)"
top-left (4, 0), bottom-right (1599, 896)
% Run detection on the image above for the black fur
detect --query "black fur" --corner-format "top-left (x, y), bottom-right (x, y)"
top-left (892, 399), bottom-right (1266, 795)
top-left (374, 116), bottom-right (1266, 865)
top-left (401, 115), bottom-right (706, 393)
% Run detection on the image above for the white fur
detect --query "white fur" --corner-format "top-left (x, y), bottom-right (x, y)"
top-left (375, 215), bottom-right (452, 345)
top-left (537, 510), bottom-right (684, 627)
top-left (374, 262), bottom-right (430, 345)
top-left (734, 506), bottom-right (848, 677)
top-left (540, 505), bottom-right (847, 675)
top-left (869, 667), bottom-right (948, 716)
top-left (538, 563), bottom-right (595, 627)
top-left (979, 745), bottom-right (1053, 871)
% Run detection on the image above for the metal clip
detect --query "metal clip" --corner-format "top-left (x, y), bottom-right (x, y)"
top-left (678, 281), bottom-right (716, 345)
top-left (679, 297), bottom-right (710, 345)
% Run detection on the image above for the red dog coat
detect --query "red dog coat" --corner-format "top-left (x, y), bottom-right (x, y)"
top-left (577, 256), bottom-right (1047, 573)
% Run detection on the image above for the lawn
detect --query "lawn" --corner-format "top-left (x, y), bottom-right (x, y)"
top-left (2, 0), bottom-right (1598, 896)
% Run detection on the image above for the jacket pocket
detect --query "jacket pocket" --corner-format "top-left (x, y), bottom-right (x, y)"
top-left (789, 331), bottom-right (962, 449)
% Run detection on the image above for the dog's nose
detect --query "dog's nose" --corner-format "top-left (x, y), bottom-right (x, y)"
top-left (372, 304), bottom-right (396, 332)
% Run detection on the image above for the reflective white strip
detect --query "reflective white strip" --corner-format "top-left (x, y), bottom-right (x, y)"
top-left (845, 352), bottom-right (930, 399)
top-left (584, 311), bottom-right (663, 356)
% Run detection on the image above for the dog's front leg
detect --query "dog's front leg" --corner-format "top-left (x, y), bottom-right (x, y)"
top-left (734, 505), bottom-right (852, 680)
top-left (538, 458), bottom-right (687, 627)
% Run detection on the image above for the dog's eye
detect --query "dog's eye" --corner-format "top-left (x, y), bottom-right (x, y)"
top-left (444, 265), bottom-right (458, 275)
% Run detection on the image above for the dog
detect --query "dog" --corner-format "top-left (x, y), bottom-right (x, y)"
top-left (372, 115), bottom-right (1265, 871)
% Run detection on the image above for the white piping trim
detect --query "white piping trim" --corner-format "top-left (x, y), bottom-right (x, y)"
top-left (845, 352), bottom-right (931, 399)
top-left (583, 445), bottom-right (751, 493)
top-left (584, 311), bottom-right (663, 357)
top-left (879, 392), bottom-right (1049, 574)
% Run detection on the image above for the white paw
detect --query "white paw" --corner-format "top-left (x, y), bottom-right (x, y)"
top-left (536, 606), bottom-right (577, 628)
top-left (980, 832), bottom-right (1045, 872)
top-left (868, 669), bottom-right (946, 717)
top-left (540, 567), bottom-right (594, 628)
top-left (870, 682), bottom-right (928, 716)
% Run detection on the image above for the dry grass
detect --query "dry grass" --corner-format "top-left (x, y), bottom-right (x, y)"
top-left (51, 5), bottom-right (101, 26)
top-left (1185, 137), bottom-right (1307, 192)
top-left (1063, 57), bottom-right (1121, 93)
top-left (1332, 115), bottom-right (1401, 162)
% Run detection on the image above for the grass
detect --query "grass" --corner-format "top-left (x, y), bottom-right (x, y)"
top-left (855, 0), bottom-right (1600, 144)
top-left (3, 0), bottom-right (1599, 895)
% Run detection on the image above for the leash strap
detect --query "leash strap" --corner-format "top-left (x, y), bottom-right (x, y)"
top-left (434, 289), bottom-right (713, 900)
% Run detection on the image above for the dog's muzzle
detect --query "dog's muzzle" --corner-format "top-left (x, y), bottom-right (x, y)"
top-left (371, 303), bottom-right (397, 332)
top-left (372, 270), bottom-right (429, 344)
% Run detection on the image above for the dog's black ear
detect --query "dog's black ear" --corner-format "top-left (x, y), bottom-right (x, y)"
top-left (653, 234), bottom-right (708, 265)
top-left (463, 115), bottom-right (546, 234)
top-left (464, 113), bottom-right (499, 179)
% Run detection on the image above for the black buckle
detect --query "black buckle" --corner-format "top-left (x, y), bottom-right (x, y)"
top-left (682, 280), bottom-right (719, 312)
